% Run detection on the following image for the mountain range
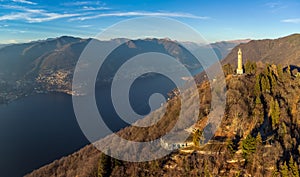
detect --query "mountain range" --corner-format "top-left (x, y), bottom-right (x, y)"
top-left (0, 36), bottom-right (243, 81)
top-left (25, 33), bottom-right (300, 177)
top-left (0, 36), bottom-right (243, 103)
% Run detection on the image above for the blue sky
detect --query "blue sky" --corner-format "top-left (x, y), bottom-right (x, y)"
top-left (0, 0), bottom-right (299, 43)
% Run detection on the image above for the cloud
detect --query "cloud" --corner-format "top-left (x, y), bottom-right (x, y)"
top-left (82, 6), bottom-right (110, 11)
top-left (264, 2), bottom-right (288, 13)
top-left (281, 18), bottom-right (300, 24)
top-left (62, 1), bottom-right (102, 6)
top-left (0, 3), bottom-right (207, 24)
top-left (0, 4), bottom-right (42, 12)
top-left (2, 28), bottom-right (28, 34)
top-left (73, 11), bottom-right (209, 21)
top-left (62, 1), bottom-right (109, 11)
top-left (0, 12), bottom-right (80, 23)
top-left (26, 13), bottom-right (81, 23)
top-left (0, 39), bottom-right (18, 44)
top-left (0, 5), bottom-right (81, 23)
top-left (78, 25), bottom-right (93, 28)
top-left (265, 2), bottom-right (281, 8)
top-left (63, 1), bottom-right (92, 6)
top-left (0, 24), bottom-right (9, 28)
top-left (12, 0), bottom-right (37, 5)
top-left (0, 4), bottom-right (25, 10)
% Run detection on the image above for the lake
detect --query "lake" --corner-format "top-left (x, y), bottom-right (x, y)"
top-left (0, 74), bottom-right (178, 177)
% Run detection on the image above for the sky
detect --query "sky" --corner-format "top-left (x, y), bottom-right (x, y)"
top-left (0, 0), bottom-right (299, 44)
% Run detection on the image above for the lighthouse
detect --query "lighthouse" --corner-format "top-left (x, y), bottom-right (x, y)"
top-left (236, 48), bottom-right (243, 75)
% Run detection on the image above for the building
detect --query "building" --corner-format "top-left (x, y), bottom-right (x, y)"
top-left (236, 48), bottom-right (243, 75)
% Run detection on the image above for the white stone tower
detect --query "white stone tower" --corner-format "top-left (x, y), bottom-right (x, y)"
top-left (236, 48), bottom-right (243, 75)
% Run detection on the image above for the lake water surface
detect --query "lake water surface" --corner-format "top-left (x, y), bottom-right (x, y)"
top-left (0, 74), bottom-right (178, 177)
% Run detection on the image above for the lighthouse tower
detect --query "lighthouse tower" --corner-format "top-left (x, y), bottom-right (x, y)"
top-left (236, 48), bottom-right (243, 75)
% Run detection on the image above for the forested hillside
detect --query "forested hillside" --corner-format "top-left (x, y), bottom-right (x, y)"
top-left (27, 62), bottom-right (300, 177)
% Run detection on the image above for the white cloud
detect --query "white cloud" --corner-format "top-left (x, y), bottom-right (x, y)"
top-left (0, 3), bottom-right (207, 24)
top-left (0, 4), bottom-right (24, 10)
top-left (62, 1), bottom-right (102, 6)
top-left (3, 39), bottom-right (18, 44)
top-left (281, 18), bottom-right (300, 24)
top-left (73, 11), bottom-right (209, 21)
top-left (78, 25), bottom-right (93, 28)
top-left (82, 6), bottom-right (110, 11)
top-left (12, 0), bottom-right (37, 5)
top-left (264, 2), bottom-right (288, 13)
top-left (0, 13), bottom-right (79, 23)
top-left (63, 1), bottom-right (91, 6)
top-left (0, 13), bottom-right (26, 21)
top-left (265, 2), bottom-right (281, 8)
top-left (0, 6), bottom-right (81, 23)
top-left (26, 13), bottom-right (81, 23)
top-left (0, 5), bottom-right (42, 12)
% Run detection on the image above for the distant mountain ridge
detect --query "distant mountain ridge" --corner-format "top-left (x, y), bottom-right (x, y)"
top-left (0, 36), bottom-right (85, 79)
top-left (0, 36), bottom-right (203, 82)
top-left (210, 39), bottom-right (250, 60)
top-left (0, 44), bottom-right (9, 49)
top-left (222, 34), bottom-right (300, 67)
top-left (0, 36), bottom-right (241, 103)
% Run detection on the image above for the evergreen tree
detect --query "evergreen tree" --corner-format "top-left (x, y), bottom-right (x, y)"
top-left (286, 65), bottom-right (291, 76)
top-left (277, 64), bottom-right (283, 79)
top-left (193, 129), bottom-right (203, 146)
top-left (223, 64), bottom-right (234, 76)
top-left (251, 62), bottom-right (257, 74)
top-left (256, 132), bottom-right (263, 146)
top-left (279, 122), bottom-right (288, 137)
top-left (98, 152), bottom-right (112, 177)
top-left (272, 168), bottom-right (280, 177)
top-left (270, 98), bottom-right (280, 129)
top-left (255, 96), bottom-right (262, 105)
top-left (268, 73), bottom-right (277, 93)
top-left (242, 134), bottom-right (256, 161)
top-left (226, 138), bottom-right (236, 155)
top-left (254, 74), bottom-right (262, 96)
top-left (204, 163), bottom-right (211, 177)
top-left (113, 158), bottom-right (122, 168)
top-left (280, 162), bottom-right (289, 177)
top-left (244, 60), bottom-right (257, 74)
top-left (261, 75), bottom-right (271, 92)
top-left (289, 156), bottom-right (299, 177)
top-left (245, 60), bottom-right (252, 74)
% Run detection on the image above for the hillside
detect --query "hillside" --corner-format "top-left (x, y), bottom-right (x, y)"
top-left (181, 39), bottom-right (247, 60)
top-left (26, 62), bottom-right (300, 177)
top-left (210, 39), bottom-right (250, 60)
top-left (223, 34), bottom-right (300, 67)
